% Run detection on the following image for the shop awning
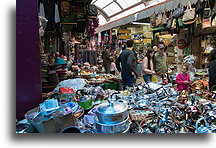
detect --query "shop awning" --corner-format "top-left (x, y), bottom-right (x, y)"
top-left (94, 0), bottom-right (203, 33)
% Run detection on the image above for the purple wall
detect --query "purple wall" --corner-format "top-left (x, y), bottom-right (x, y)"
top-left (16, 0), bottom-right (42, 120)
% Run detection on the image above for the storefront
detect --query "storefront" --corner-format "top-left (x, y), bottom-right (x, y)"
top-left (16, 0), bottom-right (216, 133)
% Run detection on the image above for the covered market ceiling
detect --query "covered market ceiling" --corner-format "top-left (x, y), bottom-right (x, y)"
top-left (92, 0), bottom-right (203, 32)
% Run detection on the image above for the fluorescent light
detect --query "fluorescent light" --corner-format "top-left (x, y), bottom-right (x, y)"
top-left (131, 22), bottom-right (150, 25)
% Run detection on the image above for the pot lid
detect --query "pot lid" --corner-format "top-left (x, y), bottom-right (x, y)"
top-left (97, 102), bottom-right (127, 114)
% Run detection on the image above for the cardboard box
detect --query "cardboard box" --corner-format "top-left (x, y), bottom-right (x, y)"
top-left (25, 107), bottom-right (75, 133)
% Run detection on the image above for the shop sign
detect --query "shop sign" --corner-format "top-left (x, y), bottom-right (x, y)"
top-left (118, 35), bottom-right (131, 40)
top-left (117, 29), bottom-right (131, 34)
top-left (177, 39), bottom-right (187, 50)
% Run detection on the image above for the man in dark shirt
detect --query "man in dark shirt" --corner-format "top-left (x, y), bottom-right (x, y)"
top-left (208, 49), bottom-right (216, 91)
top-left (116, 40), bottom-right (137, 88)
top-left (102, 46), bottom-right (111, 73)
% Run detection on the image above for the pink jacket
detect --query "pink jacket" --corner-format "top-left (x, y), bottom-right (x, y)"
top-left (176, 73), bottom-right (190, 92)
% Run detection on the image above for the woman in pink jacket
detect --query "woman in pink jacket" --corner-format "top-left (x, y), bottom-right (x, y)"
top-left (142, 49), bottom-right (155, 83)
top-left (176, 64), bottom-right (190, 92)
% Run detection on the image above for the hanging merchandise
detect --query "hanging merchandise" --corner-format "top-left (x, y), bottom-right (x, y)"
top-left (166, 12), bottom-right (173, 29)
top-left (87, 4), bottom-right (98, 16)
top-left (211, 1), bottom-right (216, 27)
top-left (178, 17), bottom-right (184, 27)
top-left (182, 0), bottom-right (196, 25)
top-left (156, 12), bottom-right (163, 27)
top-left (60, 1), bottom-right (77, 23)
top-left (150, 13), bottom-right (157, 28)
top-left (172, 2), bottom-right (185, 18)
top-left (203, 0), bottom-right (211, 18)
top-left (212, 2), bottom-right (216, 18)
top-left (202, 17), bottom-right (212, 29)
top-left (212, 16), bottom-right (215, 27)
top-left (162, 12), bottom-right (168, 26)
top-left (171, 18), bottom-right (177, 29)
top-left (195, 0), bottom-right (204, 14)
top-left (195, 14), bottom-right (202, 26)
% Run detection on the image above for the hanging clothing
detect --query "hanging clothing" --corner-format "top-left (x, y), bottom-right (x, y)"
top-left (39, 0), bottom-right (60, 31)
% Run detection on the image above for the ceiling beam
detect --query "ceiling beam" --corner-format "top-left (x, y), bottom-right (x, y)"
top-left (108, 1), bottom-right (144, 18)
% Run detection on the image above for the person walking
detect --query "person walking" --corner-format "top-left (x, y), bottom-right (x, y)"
top-left (102, 46), bottom-right (111, 73)
top-left (154, 44), bottom-right (168, 83)
top-left (142, 49), bottom-right (155, 83)
top-left (116, 39), bottom-right (137, 88)
top-left (208, 48), bottom-right (216, 91)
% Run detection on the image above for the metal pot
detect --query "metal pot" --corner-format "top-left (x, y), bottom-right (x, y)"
top-left (94, 116), bottom-right (130, 133)
top-left (96, 101), bottom-right (128, 124)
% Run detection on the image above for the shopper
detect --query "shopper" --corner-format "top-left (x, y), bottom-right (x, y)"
top-left (110, 57), bottom-right (118, 75)
top-left (102, 46), bottom-right (111, 73)
top-left (153, 45), bottom-right (159, 53)
top-left (176, 64), bottom-right (190, 92)
top-left (154, 44), bottom-right (168, 82)
top-left (142, 49), bottom-right (155, 83)
top-left (208, 49), bottom-right (216, 91)
top-left (116, 39), bottom-right (137, 88)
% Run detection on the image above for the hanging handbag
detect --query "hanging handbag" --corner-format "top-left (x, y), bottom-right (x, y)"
top-left (212, 16), bottom-right (215, 27)
top-left (173, 3), bottom-right (184, 18)
top-left (202, 17), bottom-right (212, 29)
top-left (172, 18), bottom-right (177, 29)
top-left (178, 17), bottom-right (183, 27)
top-left (195, 0), bottom-right (204, 14)
top-left (182, 0), bottom-right (196, 24)
top-left (203, 0), bottom-right (211, 18)
top-left (162, 12), bottom-right (168, 25)
top-left (150, 13), bottom-right (157, 27)
top-left (195, 14), bottom-right (202, 26)
top-left (166, 12), bottom-right (173, 29)
top-left (156, 12), bottom-right (163, 27)
top-left (211, 2), bottom-right (216, 18)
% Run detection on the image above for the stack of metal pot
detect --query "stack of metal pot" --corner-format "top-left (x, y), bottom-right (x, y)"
top-left (93, 101), bottom-right (130, 133)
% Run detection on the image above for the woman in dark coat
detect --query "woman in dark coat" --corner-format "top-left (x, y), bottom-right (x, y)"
top-left (208, 49), bottom-right (216, 91)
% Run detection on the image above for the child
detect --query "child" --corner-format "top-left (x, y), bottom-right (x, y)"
top-left (110, 57), bottom-right (118, 75)
top-left (176, 64), bottom-right (190, 92)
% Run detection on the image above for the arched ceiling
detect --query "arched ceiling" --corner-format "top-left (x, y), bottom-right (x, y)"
top-left (91, 0), bottom-right (164, 23)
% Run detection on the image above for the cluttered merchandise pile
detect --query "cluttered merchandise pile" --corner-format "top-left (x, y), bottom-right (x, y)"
top-left (16, 75), bottom-right (216, 133)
